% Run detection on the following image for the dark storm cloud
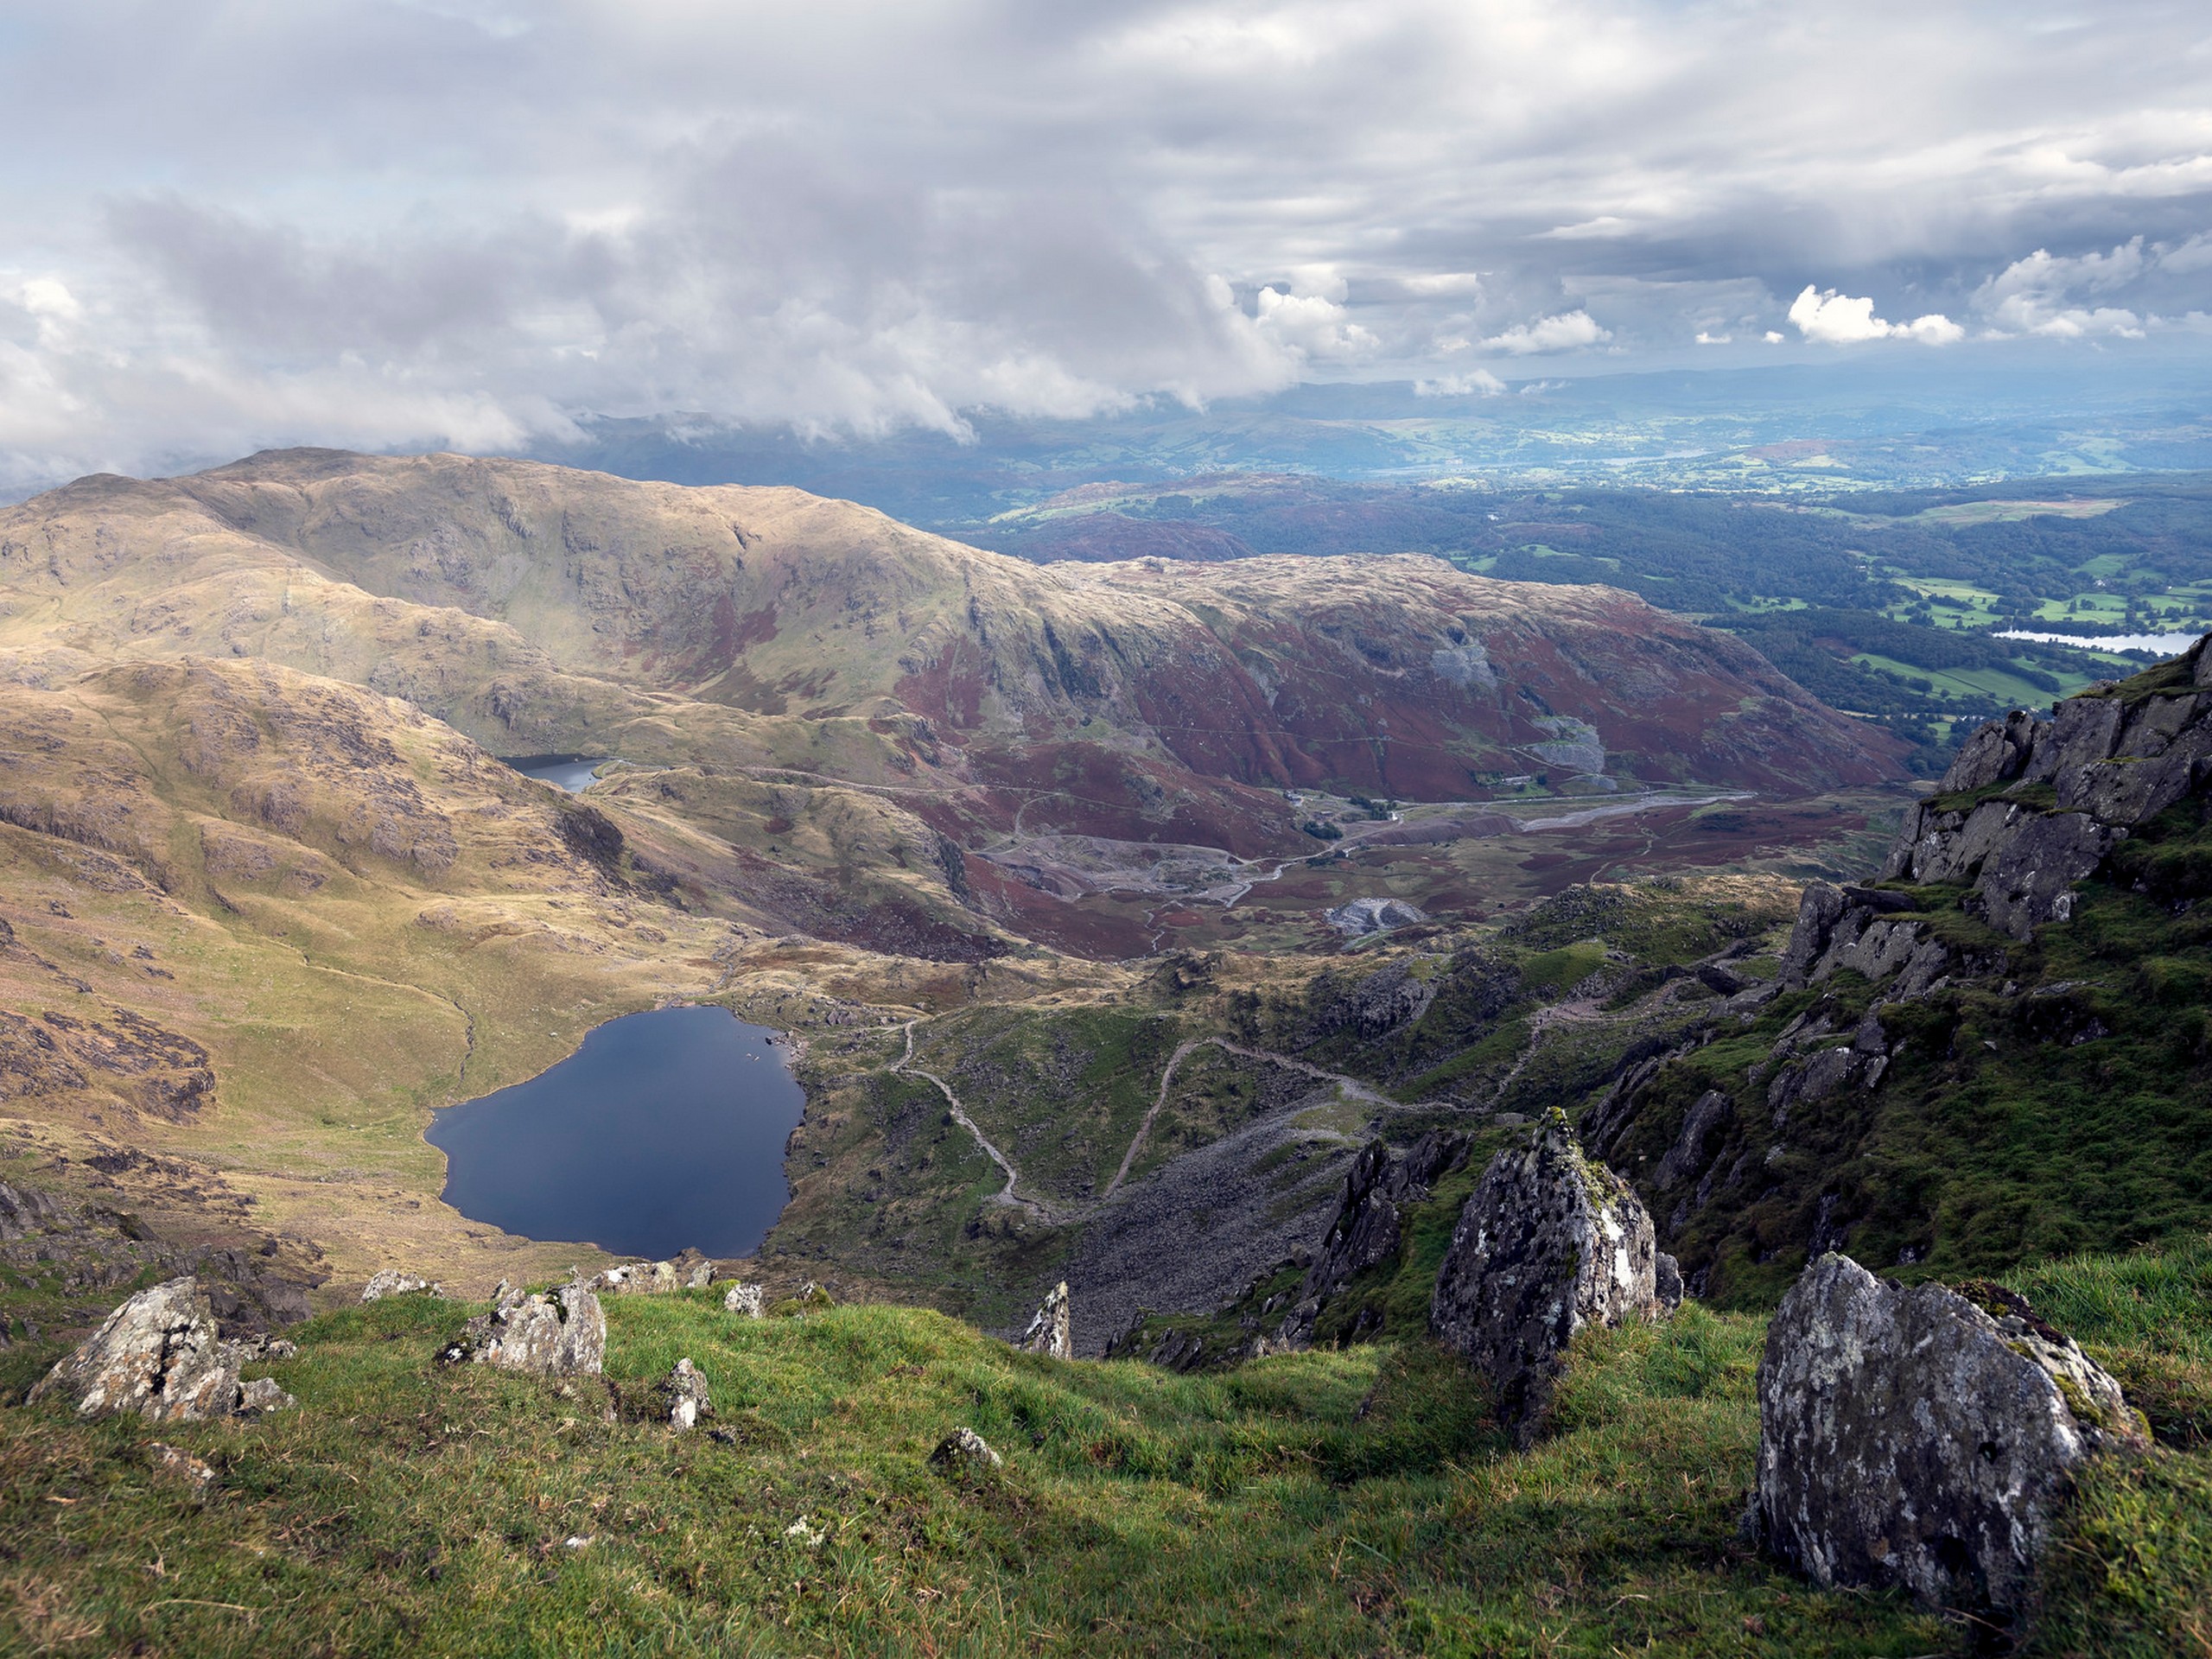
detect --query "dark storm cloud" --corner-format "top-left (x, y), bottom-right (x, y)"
top-left (0, 0), bottom-right (2206, 486)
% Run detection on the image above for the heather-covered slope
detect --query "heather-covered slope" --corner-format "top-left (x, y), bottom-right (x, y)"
top-left (0, 449), bottom-right (1904, 809)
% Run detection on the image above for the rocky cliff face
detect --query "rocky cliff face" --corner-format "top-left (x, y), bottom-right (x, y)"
top-left (1586, 633), bottom-right (2212, 1300)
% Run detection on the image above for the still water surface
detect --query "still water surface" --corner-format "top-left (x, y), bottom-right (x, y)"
top-left (1994, 629), bottom-right (2204, 656)
top-left (502, 753), bottom-right (613, 792)
top-left (427, 1006), bottom-right (804, 1259)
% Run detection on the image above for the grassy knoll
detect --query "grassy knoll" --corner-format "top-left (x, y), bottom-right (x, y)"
top-left (0, 1289), bottom-right (1955, 1657)
top-left (6, 1239), bottom-right (2208, 1656)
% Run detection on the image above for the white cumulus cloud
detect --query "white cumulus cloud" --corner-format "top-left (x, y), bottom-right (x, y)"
top-left (1788, 286), bottom-right (1963, 345)
top-left (1251, 285), bottom-right (1377, 362)
top-left (1482, 310), bottom-right (1611, 355)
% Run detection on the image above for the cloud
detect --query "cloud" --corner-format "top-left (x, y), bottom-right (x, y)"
top-left (1483, 310), bottom-right (1611, 355)
top-left (0, 2), bottom-right (2204, 486)
top-left (1788, 287), bottom-right (1963, 346)
top-left (1974, 238), bottom-right (2153, 337)
top-left (1414, 369), bottom-right (1507, 397)
top-left (1252, 286), bottom-right (1377, 362)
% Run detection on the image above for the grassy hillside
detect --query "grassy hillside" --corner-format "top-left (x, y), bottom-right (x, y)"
top-left (3, 1241), bottom-right (2205, 1656)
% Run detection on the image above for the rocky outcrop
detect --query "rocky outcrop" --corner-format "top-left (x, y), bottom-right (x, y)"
top-left (1872, 634), bottom-right (2212, 942)
top-left (1279, 1129), bottom-right (1468, 1344)
top-left (1757, 1253), bottom-right (2146, 1615)
top-left (29, 1277), bottom-right (297, 1421)
top-left (928, 1426), bottom-right (1003, 1476)
top-left (362, 1269), bottom-right (443, 1302)
top-left (0, 1169), bottom-right (319, 1338)
top-left (721, 1281), bottom-right (765, 1318)
top-left (1430, 1114), bottom-right (1666, 1438)
top-left (1017, 1281), bottom-right (1071, 1358)
top-left (439, 1282), bottom-right (606, 1377)
top-left (0, 1179), bottom-right (61, 1241)
top-left (656, 1357), bottom-right (711, 1430)
top-left (587, 1252), bottom-right (715, 1295)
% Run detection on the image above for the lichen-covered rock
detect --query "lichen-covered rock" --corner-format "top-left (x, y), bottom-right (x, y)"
top-left (928, 1426), bottom-right (1003, 1476)
top-left (1757, 1253), bottom-right (2146, 1615)
top-left (29, 1278), bottom-right (247, 1422)
top-left (236, 1376), bottom-right (297, 1416)
top-left (588, 1252), bottom-right (715, 1296)
top-left (657, 1357), bottom-right (711, 1430)
top-left (1429, 1113), bottom-right (1662, 1438)
top-left (721, 1281), bottom-right (765, 1318)
top-left (1018, 1281), bottom-right (1072, 1358)
top-left (439, 1283), bottom-right (606, 1376)
top-left (361, 1269), bottom-right (442, 1302)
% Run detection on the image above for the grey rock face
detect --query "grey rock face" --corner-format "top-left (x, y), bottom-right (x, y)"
top-left (658, 1357), bottom-right (711, 1429)
top-left (1942, 709), bottom-right (2042, 793)
top-left (2021, 693), bottom-right (2125, 785)
top-left (29, 1277), bottom-right (272, 1422)
top-left (1758, 1253), bottom-right (2146, 1615)
top-left (1968, 811), bottom-right (2115, 938)
top-left (0, 1179), bottom-right (61, 1242)
top-left (1653, 1090), bottom-right (1735, 1189)
top-left (361, 1269), bottom-right (442, 1302)
top-left (1430, 1115), bottom-right (1662, 1438)
top-left (1018, 1281), bottom-right (1072, 1358)
top-left (441, 1282), bottom-right (606, 1376)
top-left (721, 1281), bottom-right (766, 1318)
top-left (928, 1426), bottom-right (1003, 1476)
top-left (1279, 1129), bottom-right (1469, 1344)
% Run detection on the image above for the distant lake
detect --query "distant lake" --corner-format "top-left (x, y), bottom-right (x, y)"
top-left (503, 753), bottom-right (613, 792)
top-left (427, 1006), bottom-right (804, 1259)
top-left (1996, 629), bottom-right (2205, 656)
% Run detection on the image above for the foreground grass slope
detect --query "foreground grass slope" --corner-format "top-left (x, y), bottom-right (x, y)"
top-left (6, 1241), bottom-right (2209, 1656)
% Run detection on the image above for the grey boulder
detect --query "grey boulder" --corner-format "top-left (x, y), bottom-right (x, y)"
top-left (588, 1252), bottom-right (715, 1296)
top-left (1757, 1253), bottom-right (2146, 1615)
top-left (1429, 1113), bottom-right (1664, 1439)
top-left (361, 1269), bottom-right (442, 1302)
top-left (1017, 1281), bottom-right (1072, 1358)
top-left (29, 1277), bottom-right (296, 1422)
top-left (657, 1357), bottom-right (711, 1430)
top-left (721, 1281), bottom-right (766, 1319)
top-left (440, 1282), bottom-right (606, 1377)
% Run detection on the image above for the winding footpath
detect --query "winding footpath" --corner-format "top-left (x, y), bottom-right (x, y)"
top-left (888, 1020), bottom-right (1056, 1220)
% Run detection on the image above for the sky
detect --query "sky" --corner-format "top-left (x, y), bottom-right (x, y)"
top-left (0, 0), bottom-right (2207, 491)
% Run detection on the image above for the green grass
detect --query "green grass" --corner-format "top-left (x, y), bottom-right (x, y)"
top-left (10, 1236), bottom-right (2212, 1654)
top-left (0, 1291), bottom-right (1960, 1657)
